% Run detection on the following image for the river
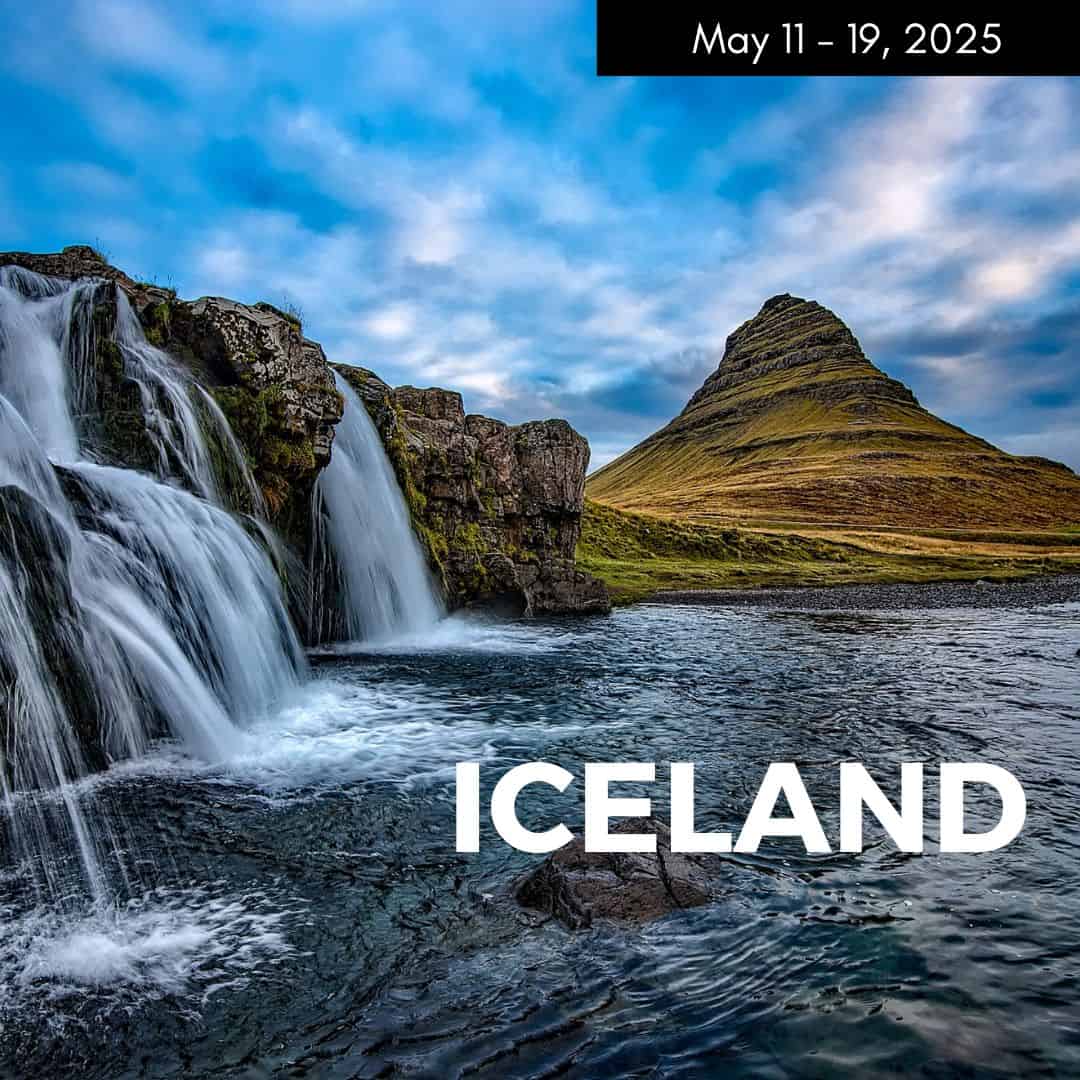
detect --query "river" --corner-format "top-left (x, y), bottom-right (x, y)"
top-left (2, 591), bottom-right (1078, 1078)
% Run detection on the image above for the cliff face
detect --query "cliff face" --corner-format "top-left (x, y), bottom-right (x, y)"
top-left (0, 247), bottom-right (343, 544)
top-left (336, 364), bottom-right (610, 615)
top-left (589, 294), bottom-right (1080, 529)
top-left (149, 296), bottom-right (344, 541)
top-left (0, 485), bottom-right (107, 781)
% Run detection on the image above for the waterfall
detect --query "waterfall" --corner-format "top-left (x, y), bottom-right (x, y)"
top-left (0, 267), bottom-right (96, 462)
top-left (0, 269), bottom-right (304, 905)
top-left (113, 290), bottom-right (265, 512)
top-left (311, 371), bottom-right (442, 643)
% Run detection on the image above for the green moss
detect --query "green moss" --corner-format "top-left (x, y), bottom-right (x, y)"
top-left (377, 408), bottom-right (447, 579)
top-left (412, 521), bottom-right (449, 578)
top-left (464, 558), bottom-right (489, 595)
top-left (210, 384), bottom-right (314, 517)
top-left (404, 481), bottom-right (427, 515)
top-left (193, 393), bottom-right (260, 515)
top-left (454, 521), bottom-right (482, 551)
top-left (259, 435), bottom-right (315, 474)
top-left (384, 409), bottom-right (435, 538)
top-left (212, 386), bottom-right (273, 445)
top-left (142, 301), bottom-right (173, 347)
top-left (98, 338), bottom-right (125, 380)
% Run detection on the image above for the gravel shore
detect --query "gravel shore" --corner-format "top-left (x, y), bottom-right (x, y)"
top-left (649, 575), bottom-right (1080, 611)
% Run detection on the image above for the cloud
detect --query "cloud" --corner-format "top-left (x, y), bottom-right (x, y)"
top-left (3, 0), bottom-right (1079, 470)
top-left (202, 73), bottom-right (1080, 470)
top-left (73, 0), bottom-right (227, 88)
top-left (396, 188), bottom-right (482, 266)
top-left (365, 303), bottom-right (416, 340)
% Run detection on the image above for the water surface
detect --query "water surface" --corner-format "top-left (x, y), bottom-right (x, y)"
top-left (2, 598), bottom-right (1079, 1078)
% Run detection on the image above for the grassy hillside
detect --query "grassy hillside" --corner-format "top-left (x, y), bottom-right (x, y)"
top-left (577, 501), bottom-right (1080, 605)
top-left (588, 295), bottom-right (1080, 530)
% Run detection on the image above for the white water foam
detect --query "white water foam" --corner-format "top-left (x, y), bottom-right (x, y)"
top-left (0, 885), bottom-right (296, 1014)
top-left (308, 611), bottom-right (563, 657)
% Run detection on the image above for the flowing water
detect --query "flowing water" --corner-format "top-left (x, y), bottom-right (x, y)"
top-left (309, 371), bottom-right (442, 644)
top-left (0, 596), bottom-right (1077, 1078)
top-left (0, 270), bottom-right (304, 907)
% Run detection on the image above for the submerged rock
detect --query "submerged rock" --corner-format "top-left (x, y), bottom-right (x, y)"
top-left (515, 819), bottom-right (719, 928)
top-left (336, 364), bottom-right (610, 615)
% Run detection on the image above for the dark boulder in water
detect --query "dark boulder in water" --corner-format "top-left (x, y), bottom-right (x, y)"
top-left (515, 818), bottom-right (719, 928)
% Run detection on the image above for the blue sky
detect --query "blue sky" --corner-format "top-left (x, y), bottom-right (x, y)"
top-left (2, 3), bottom-right (1079, 469)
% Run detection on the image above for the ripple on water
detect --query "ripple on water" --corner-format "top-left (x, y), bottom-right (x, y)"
top-left (3, 600), bottom-right (1080, 1077)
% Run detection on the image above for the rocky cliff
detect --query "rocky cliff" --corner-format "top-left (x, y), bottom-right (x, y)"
top-left (0, 246), bottom-right (606, 616)
top-left (154, 296), bottom-right (344, 541)
top-left (0, 246), bottom-right (343, 544)
top-left (589, 294), bottom-right (1080, 529)
top-left (0, 485), bottom-right (106, 781)
top-left (335, 364), bottom-right (609, 615)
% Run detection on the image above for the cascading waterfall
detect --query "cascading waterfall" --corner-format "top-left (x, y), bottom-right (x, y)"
top-left (0, 266), bottom-right (97, 462)
top-left (0, 269), bottom-right (305, 905)
top-left (310, 371), bottom-right (443, 643)
top-left (113, 290), bottom-right (265, 513)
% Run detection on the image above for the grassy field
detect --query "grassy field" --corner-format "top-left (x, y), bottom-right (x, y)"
top-left (578, 500), bottom-right (1080, 606)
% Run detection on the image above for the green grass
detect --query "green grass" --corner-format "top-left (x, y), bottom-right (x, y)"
top-left (577, 501), bottom-right (1080, 605)
top-left (254, 300), bottom-right (303, 332)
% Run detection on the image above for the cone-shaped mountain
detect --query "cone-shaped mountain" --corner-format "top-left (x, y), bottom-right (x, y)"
top-left (588, 295), bottom-right (1080, 529)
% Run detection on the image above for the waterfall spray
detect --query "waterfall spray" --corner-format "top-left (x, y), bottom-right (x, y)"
top-left (0, 269), bottom-right (304, 905)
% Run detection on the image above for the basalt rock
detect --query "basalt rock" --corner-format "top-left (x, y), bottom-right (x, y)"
top-left (336, 364), bottom-right (610, 615)
top-left (0, 485), bottom-right (106, 780)
top-left (1, 247), bottom-right (606, 615)
top-left (589, 293), bottom-right (1080, 529)
top-left (1, 245), bottom-right (145, 298)
top-left (515, 819), bottom-right (719, 928)
top-left (156, 297), bottom-right (343, 534)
